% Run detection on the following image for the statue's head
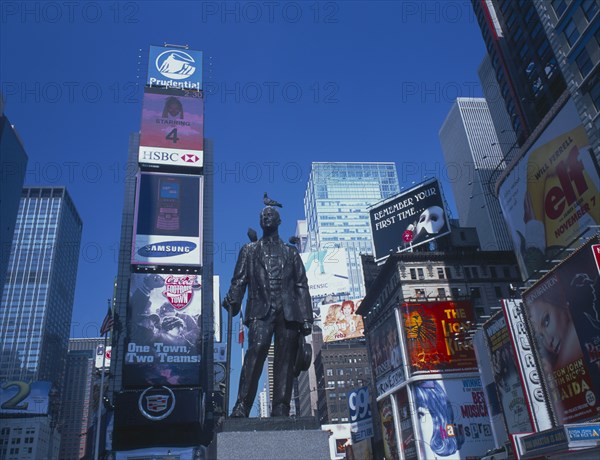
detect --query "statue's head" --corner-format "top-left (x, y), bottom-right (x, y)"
top-left (260, 207), bottom-right (281, 231)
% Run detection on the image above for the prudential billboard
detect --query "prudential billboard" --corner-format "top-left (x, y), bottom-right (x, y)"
top-left (147, 45), bottom-right (202, 91)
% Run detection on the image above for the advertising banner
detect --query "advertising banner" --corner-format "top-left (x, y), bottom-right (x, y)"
top-left (411, 377), bottom-right (495, 460)
top-left (132, 172), bottom-right (203, 266)
top-left (369, 179), bottom-right (450, 262)
top-left (348, 386), bottom-right (374, 443)
top-left (320, 298), bottom-right (365, 342)
top-left (95, 344), bottom-right (112, 370)
top-left (502, 298), bottom-right (553, 432)
top-left (395, 387), bottom-right (418, 460)
top-left (402, 301), bottom-right (478, 375)
top-left (0, 381), bottom-right (51, 415)
top-left (483, 312), bottom-right (533, 435)
top-left (378, 397), bottom-right (399, 460)
top-left (498, 100), bottom-right (600, 279)
top-left (368, 309), bottom-right (405, 397)
top-left (522, 236), bottom-right (600, 424)
top-left (124, 273), bottom-right (202, 387)
top-left (301, 248), bottom-right (350, 298)
top-left (139, 87), bottom-right (204, 168)
top-left (147, 45), bottom-right (202, 90)
top-left (473, 329), bottom-right (508, 447)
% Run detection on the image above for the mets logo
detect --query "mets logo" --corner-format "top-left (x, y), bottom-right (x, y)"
top-left (138, 386), bottom-right (176, 421)
top-left (155, 50), bottom-right (196, 80)
top-left (162, 275), bottom-right (201, 310)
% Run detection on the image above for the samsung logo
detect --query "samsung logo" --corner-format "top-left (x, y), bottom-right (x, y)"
top-left (138, 241), bottom-right (197, 257)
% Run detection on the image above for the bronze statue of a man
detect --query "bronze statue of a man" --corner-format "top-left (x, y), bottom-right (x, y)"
top-left (223, 206), bottom-right (313, 417)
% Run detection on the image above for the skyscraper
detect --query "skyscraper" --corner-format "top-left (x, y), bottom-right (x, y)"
top-left (534, 0), bottom-right (600, 158)
top-left (471, 0), bottom-right (567, 147)
top-left (439, 97), bottom-right (513, 251)
top-left (0, 103), bottom-right (28, 298)
top-left (59, 337), bottom-right (104, 460)
top-left (0, 187), bottom-right (82, 388)
top-left (304, 162), bottom-right (400, 298)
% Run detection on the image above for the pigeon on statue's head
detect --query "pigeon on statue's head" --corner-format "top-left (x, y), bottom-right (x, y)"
top-left (263, 192), bottom-right (283, 208)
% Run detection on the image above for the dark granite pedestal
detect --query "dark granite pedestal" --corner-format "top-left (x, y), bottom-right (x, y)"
top-left (215, 416), bottom-right (330, 459)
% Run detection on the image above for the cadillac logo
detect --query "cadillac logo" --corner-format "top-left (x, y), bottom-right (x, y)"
top-left (138, 386), bottom-right (176, 421)
top-left (162, 275), bottom-right (201, 310)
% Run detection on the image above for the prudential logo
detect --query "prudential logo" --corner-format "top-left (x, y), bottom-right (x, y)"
top-left (156, 50), bottom-right (196, 80)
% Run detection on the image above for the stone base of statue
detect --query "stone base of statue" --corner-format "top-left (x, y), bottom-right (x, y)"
top-left (214, 416), bottom-right (330, 459)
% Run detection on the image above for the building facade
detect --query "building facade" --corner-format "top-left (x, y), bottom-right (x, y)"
top-left (304, 162), bottom-right (401, 299)
top-left (0, 187), bottom-right (82, 460)
top-left (534, 0), bottom-right (600, 159)
top-left (58, 337), bottom-right (104, 460)
top-left (471, 0), bottom-right (567, 147)
top-left (0, 187), bottom-right (82, 386)
top-left (439, 97), bottom-right (513, 251)
top-left (0, 106), bottom-right (28, 299)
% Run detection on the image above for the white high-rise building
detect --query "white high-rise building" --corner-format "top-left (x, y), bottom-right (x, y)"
top-left (439, 98), bottom-right (513, 252)
top-left (304, 162), bottom-right (400, 298)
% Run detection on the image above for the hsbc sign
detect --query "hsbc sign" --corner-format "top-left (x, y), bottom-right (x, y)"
top-left (138, 148), bottom-right (203, 168)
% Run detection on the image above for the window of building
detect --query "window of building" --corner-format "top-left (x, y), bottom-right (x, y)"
top-left (583, 0), bottom-right (599, 21)
top-left (326, 369), bottom-right (333, 377)
top-left (490, 266), bottom-right (497, 278)
top-left (451, 287), bottom-right (460, 298)
top-left (552, 0), bottom-right (567, 17)
top-left (437, 268), bottom-right (445, 279)
top-left (502, 266), bottom-right (511, 278)
top-left (410, 268), bottom-right (417, 280)
top-left (495, 286), bottom-right (503, 298)
top-left (417, 268), bottom-right (424, 280)
top-left (438, 288), bottom-right (446, 298)
top-left (445, 267), bottom-right (453, 279)
top-left (564, 20), bottom-right (580, 46)
top-left (470, 287), bottom-right (482, 299)
top-left (590, 78), bottom-right (600, 110)
top-left (415, 289), bottom-right (426, 299)
top-left (576, 49), bottom-right (593, 77)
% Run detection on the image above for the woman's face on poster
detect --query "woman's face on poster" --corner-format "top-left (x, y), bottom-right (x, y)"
top-left (529, 298), bottom-right (572, 360)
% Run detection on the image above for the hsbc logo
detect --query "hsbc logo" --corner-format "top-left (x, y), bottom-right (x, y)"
top-left (141, 150), bottom-right (179, 162)
top-left (182, 154), bottom-right (200, 163)
top-left (139, 149), bottom-right (202, 166)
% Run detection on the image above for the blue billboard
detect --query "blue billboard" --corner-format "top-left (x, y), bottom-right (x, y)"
top-left (147, 46), bottom-right (202, 91)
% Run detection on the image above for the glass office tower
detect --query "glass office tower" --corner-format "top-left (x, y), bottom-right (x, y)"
top-left (304, 162), bottom-right (400, 298)
top-left (0, 187), bottom-right (82, 389)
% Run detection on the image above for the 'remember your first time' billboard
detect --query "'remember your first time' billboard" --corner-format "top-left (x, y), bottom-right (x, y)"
top-left (369, 179), bottom-right (450, 262)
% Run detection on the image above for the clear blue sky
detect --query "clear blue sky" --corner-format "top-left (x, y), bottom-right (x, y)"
top-left (1, 1), bottom-right (487, 411)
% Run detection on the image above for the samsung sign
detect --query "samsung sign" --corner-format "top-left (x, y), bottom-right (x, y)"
top-left (147, 46), bottom-right (202, 90)
top-left (137, 241), bottom-right (197, 257)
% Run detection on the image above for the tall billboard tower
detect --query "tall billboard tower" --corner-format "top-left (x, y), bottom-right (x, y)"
top-left (110, 45), bottom-right (214, 456)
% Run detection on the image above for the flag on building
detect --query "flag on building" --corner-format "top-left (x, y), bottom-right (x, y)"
top-left (100, 307), bottom-right (114, 336)
top-left (238, 313), bottom-right (244, 346)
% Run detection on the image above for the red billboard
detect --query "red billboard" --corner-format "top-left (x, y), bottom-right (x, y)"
top-left (402, 301), bottom-right (478, 375)
top-left (522, 236), bottom-right (600, 424)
